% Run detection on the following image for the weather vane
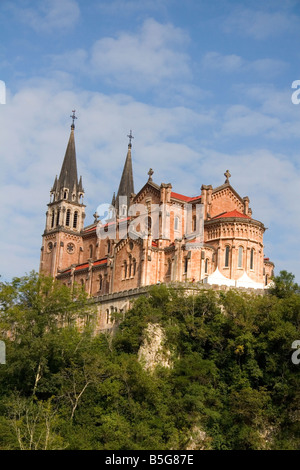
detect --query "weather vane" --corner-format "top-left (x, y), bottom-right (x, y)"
top-left (70, 110), bottom-right (77, 129)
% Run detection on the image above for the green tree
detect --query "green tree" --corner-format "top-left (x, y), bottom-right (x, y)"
top-left (269, 270), bottom-right (300, 299)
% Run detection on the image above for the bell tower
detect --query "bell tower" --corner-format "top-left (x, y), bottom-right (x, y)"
top-left (40, 111), bottom-right (85, 278)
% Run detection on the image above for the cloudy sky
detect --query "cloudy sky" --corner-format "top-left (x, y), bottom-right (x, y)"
top-left (0, 0), bottom-right (300, 282)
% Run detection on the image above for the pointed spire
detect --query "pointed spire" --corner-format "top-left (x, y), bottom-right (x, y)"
top-left (111, 192), bottom-right (116, 207)
top-left (78, 175), bottom-right (84, 193)
top-left (51, 175), bottom-right (58, 192)
top-left (53, 111), bottom-right (84, 202)
top-left (115, 133), bottom-right (135, 213)
top-left (58, 126), bottom-right (78, 198)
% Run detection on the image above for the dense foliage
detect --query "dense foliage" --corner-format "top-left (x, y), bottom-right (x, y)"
top-left (0, 270), bottom-right (299, 450)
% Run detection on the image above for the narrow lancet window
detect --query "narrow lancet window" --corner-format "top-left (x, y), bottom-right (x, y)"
top-left (225, 246), bottom-right (230, 267)
top-left (73, 211), bottom-right (78, 229)
top-left (66, 209), bottom-right (71, 227)
top-left (238, 246), bottom-right (243, 268)
top-left (250, 248), bottom-right (254, 270)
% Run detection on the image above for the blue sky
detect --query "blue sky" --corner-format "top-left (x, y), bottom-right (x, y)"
top-left (0, 0), bottom-right (300, 282)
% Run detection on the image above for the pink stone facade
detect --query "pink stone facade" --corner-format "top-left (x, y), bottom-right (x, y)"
top-left (39, 129), bottom-right (275, 307)
top-left (40, 178), bottom-right (274, 292)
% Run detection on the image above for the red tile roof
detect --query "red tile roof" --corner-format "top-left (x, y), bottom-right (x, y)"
top-left (59, 258), bottom-right (107, 275)
top-left (213, 210), bottom-right (251, 220)
top-left (171, 192), bottom-right (201, 202)
top-left (93, 258), bottom-right (107, 266)
top-left (83, 217), bottom-right (130, 233)
top-left (84, 226), bottom-right (96, 233)
top-left (75, 263), bottom-right (89, 271)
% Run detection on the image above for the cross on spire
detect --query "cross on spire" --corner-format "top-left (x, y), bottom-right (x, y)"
top-left (127, 130), bottom-right (134, 147)
top-left (224, 169), bottom-right (231, 184)
top-left (148, 168), bottom-right (154, 181)
top-left (70, 110), bottom-right (77, 129)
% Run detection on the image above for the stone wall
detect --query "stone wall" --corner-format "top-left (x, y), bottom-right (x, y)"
top-left (91, 282), bottom-right (267, 332)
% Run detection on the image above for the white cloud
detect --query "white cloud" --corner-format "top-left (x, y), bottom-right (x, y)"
top-left (8, 0), bottom-right (80, 33)
top-left (202, 52), bottom-right (244, 73)
top-left (89, 18), bottom-right (191, 88)
top-left (215, 84), bottom-right (300, 140)
top-left (249, 58), bottom-right (287, 76)
top-left (223, 8), bottom-right (299, 39)
top-left (47, 19), bottom-right (192, 92)
top-left (49, 49), bottom-right (88, 72)
top-left (221, 105), bottom-right (280, 137)
top-left (202, 52), bottom-right (287, 77)
top-left (97, 0), bottom-right (166, 15)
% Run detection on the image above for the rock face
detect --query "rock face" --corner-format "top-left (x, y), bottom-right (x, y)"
top-left (185, 426), bottom-right (210, 450)
top-left (138, 323), bottom-right (172, 372)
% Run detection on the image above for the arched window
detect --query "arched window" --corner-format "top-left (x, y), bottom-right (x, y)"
top-left (64, 191), bottom-right (67, 199)
top-left (225, 246), bottom-right (230, 268)
top-left (144, 216), bottom-right (152, 234)
top-left (174, 216), bottom-right (179, 231)
top-left (51, 211), bottom-right (55, 228)
top-left (250, 248), bottom-right (254, 270)
top-left (108, 306), bottom-right (114, 323)
top-left (89, 245), bottom-right (93, 259)
top-left (107, 240), bottom-right (110, 254)
top-left (238, 246), bottom-right (243, 268)
top-left (192, 215), bottom-right (197, 232)
top-left (205, 258), bottom-right (208, 274)
top-left (66, 209), bottom-right (71, 227)
top-left (129, 255), bottom-right (132, 277)
top-left (124, 260), bottom-right (127, 279)
top-left (106, 309), bottom-right (110, 324)
top-left (133, 258), bottom-right (136, 276)
top-left (166, 259), bottom-right (171, 276)
top-left (73, 211), bottom-right (78, 229)
top-left (56, 209), bottom-right (60, 227)
top-left (99, 275), bottom-right (103, 291)
top-left (184, 257), bottom-right (188, 274)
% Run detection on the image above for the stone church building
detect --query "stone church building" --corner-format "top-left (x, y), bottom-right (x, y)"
top-left (39, 116), bottom-right (274, 330)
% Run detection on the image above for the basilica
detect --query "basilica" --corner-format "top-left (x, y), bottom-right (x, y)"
top-left (39, 115), bottom-right (274, 329)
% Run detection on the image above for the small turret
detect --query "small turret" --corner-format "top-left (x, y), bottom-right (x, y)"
top-left (115, 130), bottom-right (135, 216)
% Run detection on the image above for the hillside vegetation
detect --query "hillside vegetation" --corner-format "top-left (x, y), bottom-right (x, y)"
top-left (0, 271), bottom-right (299, 450)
